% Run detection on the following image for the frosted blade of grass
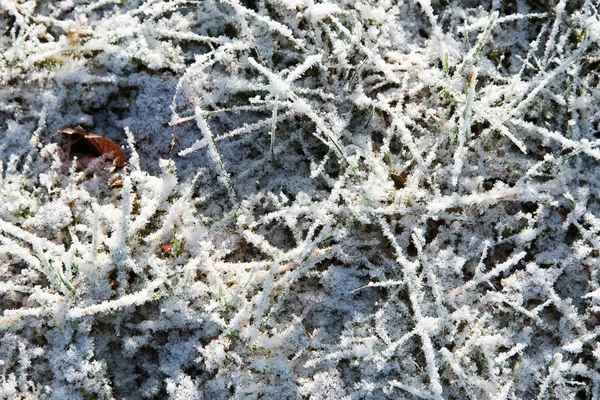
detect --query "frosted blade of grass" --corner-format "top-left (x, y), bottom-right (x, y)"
top-left (194, 106), bottom-right (236, 203)
top-left (270, 94), bottom-right (279, 163)
top-left (221, 0), bottom-right (306, 50)
top-left (155, 29), bottom-right (224, 44)
top-left (426, 182), bottom-right (558, 214)
top-left (495, 381), bottom-right (516, 400)
top-left (452, 69), bottom-right (478, 186)
top-left (0, 237), bottom-right (72, 297)
top-left (494, 343), bottom-right (527, 364)
top-left (412, 229), bottom-right (445, 317)
top-left (415, 0), bottom-right (444, 45)
top-left (388, 380), bottom-right (433, 399)
top-left (0, 281), bottom-right (32, 294)
top-left (272, 225), bottom-right (334, 290)
top-left (284, 54), bottom-right (323, 84)
top-left (125, 127), bottom-right (140, 173)
top-left (246, 56), bottom-right (350, 164)
top-left (460, 12), bottom-right (498, 69)
top-left (351, 279), bottom-right (405, 293)
top-left (80, 0), bottom-right (122, 13)
top-left (68, 288), bottom-right (152, 319)
top-left (458, 12), bottom-right (548, 33)
top-left (389, 114), bottom-right (427, 176)
top-left (537, 353), bottom-right (563, 400)
top-left (439, 348), bottom-right (477, 399)
top-left (63, 238), bottom-right (76, 282)
top-left (452, 251), bottom-right (527, 295)
top-left (179, 111), bottom-right (297, 156)
top-left (186, 104), bottom-right (270, 119)
top-left (247, 57), bottom-right (288, 97)
top-left (0, 218), bottom-right (64, 255)
top-left (0, 222), bottom-right (68, 296)
top-left (91, 204), bottom-right (100, 257)
top-left (240, 229), bottom-right (283, 261)
top-left (309, 152), bottom-right (331, 179)
top-left (289, 98), bottom-right (349, 164)
top-left (510, 118), bottom-right (600, 160)
top-left (489, 294), bottom-right (549, 329)
top-left (107, 175), bottom-right (134, 296)
top-left (507, 44), bottom-right (589, 118)
top-left (2, 307), bottom-right (46, 319)
top-left (128, 161), bottom-right (178, 239)
top-left (178, 137), bottom-right (209, 157)
top-left (542, 0), bottom-right (567, 65)
top-left (562, 327), bottom-right (600, 353)
top-left (244, 260), bottom-right (279, 343)
top-left (475, 107), bottom-right (527, 153)
top-left (381, 328), bottom-right (417, 359)
top-left (329, 16), bottom-right (400, 85)
top-left (0, 242), bottom-right (44, 276)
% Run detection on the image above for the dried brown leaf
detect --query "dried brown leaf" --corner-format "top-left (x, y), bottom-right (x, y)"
top-left (58, 126), bottom-right (126, 167)
top-left (390, 172), bottom-right (407, 189)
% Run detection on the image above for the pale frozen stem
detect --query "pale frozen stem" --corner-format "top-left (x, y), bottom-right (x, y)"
top-left (114, 175), bottom-right (133, 296)
top-left (125, 127), bottom-right (140, 173)
top-left (537, 353), bottom-right (563, 400)
top-left (220, 0), bottom-right (306, 50)
top-left (510, 118), bottom-right (600, 160)
top-left (474, 107), bottom-right (527, 154)
top-left (452, 251), bottom-right (527, 296)
top-left (179, 111), bottom-right (297, 156)
top-left (542, 0), bottom-right (567, 65)
top-left (460, 12), bottom-right (499, 70)
top-left (452, 68), bottom-right (478, 186)
top-left (458, 12), bottom-right (548, 33)
top-left (269, 94), bottom-right (279, 163)
top-left (439, 347), bottom-right (477, 400)
top-left (194, 106), bottom-right (236, 203)
top-left (508, 43), bottom-right (589, 119)
top-left (67, 288), bottom-right (153, 319)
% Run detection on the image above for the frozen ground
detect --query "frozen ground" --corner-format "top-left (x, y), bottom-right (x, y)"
top-left (1, 0), bottom-right (600, 399)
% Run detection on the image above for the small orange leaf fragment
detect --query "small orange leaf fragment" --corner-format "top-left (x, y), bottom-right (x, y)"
top-left (160, 237), bottom-right (184, 257)
top-left (110, 179), bottom-right (124, 188)
top-left (161, 243), bottom-right (174, 255)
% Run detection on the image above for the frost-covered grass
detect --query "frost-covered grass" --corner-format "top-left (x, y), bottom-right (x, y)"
top-left (1, 0), bottom-right (600, 398)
